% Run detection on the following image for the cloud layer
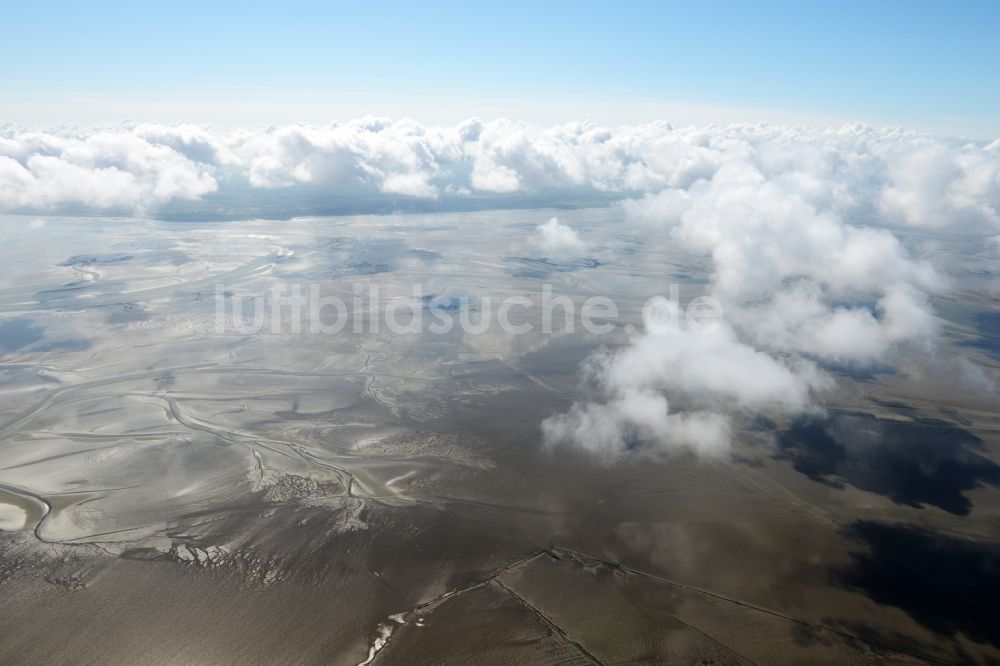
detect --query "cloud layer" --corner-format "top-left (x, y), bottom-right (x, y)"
top-left (2, 119), bottom-right (999, 231)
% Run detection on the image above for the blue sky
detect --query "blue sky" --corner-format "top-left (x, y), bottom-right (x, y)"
top-left (3, 1), bottom-right (999, 136)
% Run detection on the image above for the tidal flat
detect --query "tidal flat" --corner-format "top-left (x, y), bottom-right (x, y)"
top-left (0, 208), bottom-right (998, 665)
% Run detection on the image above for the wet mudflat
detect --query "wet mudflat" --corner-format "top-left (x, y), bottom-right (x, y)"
top-left (0, 209), bottom-right (998, 664)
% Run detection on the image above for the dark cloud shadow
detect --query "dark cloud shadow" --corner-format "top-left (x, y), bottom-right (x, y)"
top-left (30, 338), bottom-right (91, 353)
top-left (0, 317), bottom-right (91, 354)
top-left (0, 317), bottom-right (45, 351)
top-left (60, 249), bottom-right (191, 268)
top-left (287, 237), bottom-right (442, 279)
top-left (957, 311), bottom-right (1000, 362)
top-left (104, 303), bottom-right (151, 326)
top-left (835, 520), bottom-right (1000, 648)
top-left (505, 256), bottom-right (600, 278)
top-left (776, 413), bottom-right (1000, 515)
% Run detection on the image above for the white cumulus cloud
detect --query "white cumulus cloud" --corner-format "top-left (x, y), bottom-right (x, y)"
top-left (528, 217), bottom-right (588, 260)
top-left (541, 125), bottom-right (977, 459)
top-left (1, 119), bottom-right (998, 229)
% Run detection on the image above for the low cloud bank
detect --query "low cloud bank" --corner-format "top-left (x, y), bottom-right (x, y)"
top-left (0, 123), bottom-right (226, 211)
top-left (2, 119), bottom-right (999, 232)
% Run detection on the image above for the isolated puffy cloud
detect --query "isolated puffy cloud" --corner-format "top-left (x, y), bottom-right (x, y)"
top-left (591, 301), bottom-right (831, 413)
top-left (543, 298), bottom-right (832, 458)
top-left (528, 217), bottom-right (588, 260)
top-left (542, 390), bottom-right (731, 459)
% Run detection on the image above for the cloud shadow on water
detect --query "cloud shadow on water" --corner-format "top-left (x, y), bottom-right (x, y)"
top-left (835, 520), bottom-right (1000, 649)
top-left (957, 311), bottom-right (1000, 362)
top-left (776, 413), bottom-right (1000, 515)
top-left (0, 317), bottom-right (91, 354)
top-left (0, 317), bottom-right (45, 352)
top-left (505, 256), bottom-right (601, 278)
top-left (289, 237), bottom-right (442, 279)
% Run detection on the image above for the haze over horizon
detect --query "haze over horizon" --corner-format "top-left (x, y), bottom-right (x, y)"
top-left (3, 0), bottom-right (999, 137)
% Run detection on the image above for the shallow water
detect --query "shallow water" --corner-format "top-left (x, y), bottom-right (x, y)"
top-left (1, 209), bottom-right (999, 664)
